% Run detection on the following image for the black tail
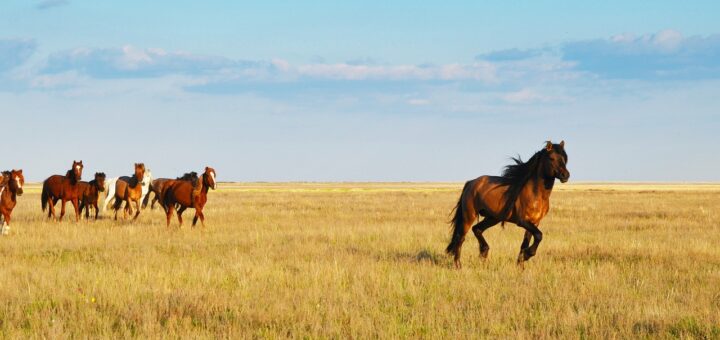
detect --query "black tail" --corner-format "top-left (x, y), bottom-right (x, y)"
top-left (112, 189), bottom-right (124, 211)
top-left (446, 181), bottom-right (471, 256)
top-left (41, 180), bottom-right (49, 212)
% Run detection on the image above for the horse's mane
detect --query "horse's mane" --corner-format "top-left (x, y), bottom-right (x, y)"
top-left (0, 171), bottom-right (10, 187)
top-left (497, 149), bottom-right (549, 220)
top-left (177, 172), bottom-right (199, 187)
top-left (65, 169), bottom-right (79, 184)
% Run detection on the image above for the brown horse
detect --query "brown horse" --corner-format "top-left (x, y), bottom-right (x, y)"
top-left (163, 167), bottom-right (216, 227)
top-left (142, 172), bottom-right (199, 211)
top-left (1, 169), bottom-right (24, 235)
top-left (112, 163), bottom-right (146, 220)
top-left (446, 141), bottom-right (570, 269)
top-left (42, 160), bottom-right (84, 222)
top-left (78, 172), bottom-right (106, 220)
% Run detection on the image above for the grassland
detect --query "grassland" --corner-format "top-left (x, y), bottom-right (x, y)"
top-left (1, 182), bottom-right (719, 338)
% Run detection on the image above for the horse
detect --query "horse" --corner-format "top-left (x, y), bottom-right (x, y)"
top-left (163, 167), bottom-right (216, 228)
top-left (112, 163), bottom-right (146, 220)
top-left (446, 141), bottom-right (570, 269)
top-left (0, 169), bottom-right (24, 235)
top-left (142, 172), bottom-right (198, 211)
top-left (41, 160), bottom-right (84, 222)
top-left (103, 169), bottom-right (152, 212)
top-left (78, 172), bottom-right (106, 220)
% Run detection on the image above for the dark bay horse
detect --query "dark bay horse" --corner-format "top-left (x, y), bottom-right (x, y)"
top-left (446, 141), bottom-right (570, 268)
top-left (112, 163), bottom-right (146, 220)
top-left (163, 167), bottom-right (216, 227)
top-left (142, 172), bottom-right (199, 211)
top-left (1, 169), bottom-right (24, 235)
top-left (78, 172), bottom-right (106, 220)
top-left (42, 160), bottom-right (84, 222)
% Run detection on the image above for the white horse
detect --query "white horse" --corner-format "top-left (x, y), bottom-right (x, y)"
top-left (103, 169), bottom-right (153, 212)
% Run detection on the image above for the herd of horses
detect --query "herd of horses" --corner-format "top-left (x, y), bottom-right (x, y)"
top-left (0, 162), bottom-right (217, 236)
top-left (0, 141), bottom-right (570, 268)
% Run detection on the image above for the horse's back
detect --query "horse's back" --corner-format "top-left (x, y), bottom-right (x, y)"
top-left (167, 180), bottom-right (193, 207)
top-left (43, 175), bottom-right (66, 196)
top-left (465, 175), bottom-right (509, 219)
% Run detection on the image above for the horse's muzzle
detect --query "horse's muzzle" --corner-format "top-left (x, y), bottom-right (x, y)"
top-left (16, 188), bottom-right (23, 196)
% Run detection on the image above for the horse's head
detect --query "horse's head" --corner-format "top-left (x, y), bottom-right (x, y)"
top-left (134, 163), bottom-right (145, 181)
top-left (10, 169), bottom-right (24, 196)
top-left (204, 166), bottom-right (217, 190)
top-left (543, 141), bottom-right (570, 183)
top-left (95, 172), bottom-right (107, 192)
top-left (72, 160), bottom-right (84, 180)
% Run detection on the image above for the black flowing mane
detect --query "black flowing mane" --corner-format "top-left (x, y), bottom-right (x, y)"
top-left (65, 169), bottom-right (79, 184)
top-left (177, 172), bottom-right (199, 187)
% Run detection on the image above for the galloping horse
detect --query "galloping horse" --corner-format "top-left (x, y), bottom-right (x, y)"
top-left (0, 169), bottom-right (24, 235)
top-left (446, 141), bottom-right (570, 268)
top-left (42, 160), bottom-right (84, 222)
top-left (142, 172), bottom-right (198, 211)
top-left (163, 167), bottom-right (216, 227)
top-left (78, 172), bottom-right (106, 220)
top-left (103, 169), bottom-right (152, 212)
top-left (112, 163), bottom-right (146, 220)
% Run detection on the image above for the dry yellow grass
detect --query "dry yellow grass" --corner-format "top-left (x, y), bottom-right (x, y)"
top-left (1, 182), bottom-right (719, 338)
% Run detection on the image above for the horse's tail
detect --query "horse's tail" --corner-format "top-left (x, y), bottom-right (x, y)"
top-left (446, 181), bottom-right (471, 256)
top-left (141, 183), bottom-right (152, 209)
top-left (41, 180), bottom-right (49, 211)
top-left (112, 185), bottom-right (124, 211)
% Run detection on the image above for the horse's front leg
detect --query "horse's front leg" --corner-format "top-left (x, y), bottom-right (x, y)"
top-left (71, 198), bottom-right (80, 222)
top-left (133, 199), bottom-right (141, 220)
top-left (59, 198), bottom-right (67, 221)
top-left (517, 222), bottom-right (543, 267)
top-left (94, 202), bottom-right (99, 220)
top-left (1, 211), bottom-right (10, 235)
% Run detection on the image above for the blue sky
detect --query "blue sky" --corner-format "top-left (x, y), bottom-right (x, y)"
top-left (1, 1), bottom-right (719, 181)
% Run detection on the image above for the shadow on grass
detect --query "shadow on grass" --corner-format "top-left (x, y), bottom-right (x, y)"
top-left (345, 246), bottom-right (451, 267)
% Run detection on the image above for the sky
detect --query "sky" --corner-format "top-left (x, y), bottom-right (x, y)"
top-left (1, 1), bottom-right (719, 182)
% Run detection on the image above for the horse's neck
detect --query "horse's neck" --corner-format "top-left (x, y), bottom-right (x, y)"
top-left (1, 185), bottom-right (14, 202)
top-left (66, 171), bottom-right (78, 184)
top-left (526, 176), bottom-right (554, 201)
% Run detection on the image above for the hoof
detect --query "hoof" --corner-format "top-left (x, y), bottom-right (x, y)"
top-left (454, 260), bottom-right (462, 269)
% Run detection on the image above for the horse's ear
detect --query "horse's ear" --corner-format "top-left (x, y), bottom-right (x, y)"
top-left (17, 169), bottom-right (22, 173)
top-left (545, 141), bottom-right (553, 151)
top-left (205, 166), bottom-right (210, 171)
top-left (560, 140), bottom-right (565, 148)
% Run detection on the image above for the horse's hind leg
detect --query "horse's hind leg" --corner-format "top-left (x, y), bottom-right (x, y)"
top-left (47, 197), bottom-right (56, 220)
top-left (177, 206), bottom-right (186, 228)
top-left (517, 222), bottom-right (543, 266)
top-left (472, 217), bottom-right (500, 259)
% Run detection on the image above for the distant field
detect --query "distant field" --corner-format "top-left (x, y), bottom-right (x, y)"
top-left (1, 183), bottom-right (719, 338)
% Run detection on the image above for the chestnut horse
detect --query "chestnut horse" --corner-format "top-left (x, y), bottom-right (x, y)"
top-left (78, 172), bottom-right (106, 220)
top-left (112, 163), bottom-right (146, 220)
top-left (163, 167), bottom-right (216, 227)
top-left (142, 172), bottom-right (199, 211)
top-left (0, 169), bottom-right (24, 235)
top-left (446, 141), bottom-right (570, 268)
top-left (42, 160), bottom-right (84, 222)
